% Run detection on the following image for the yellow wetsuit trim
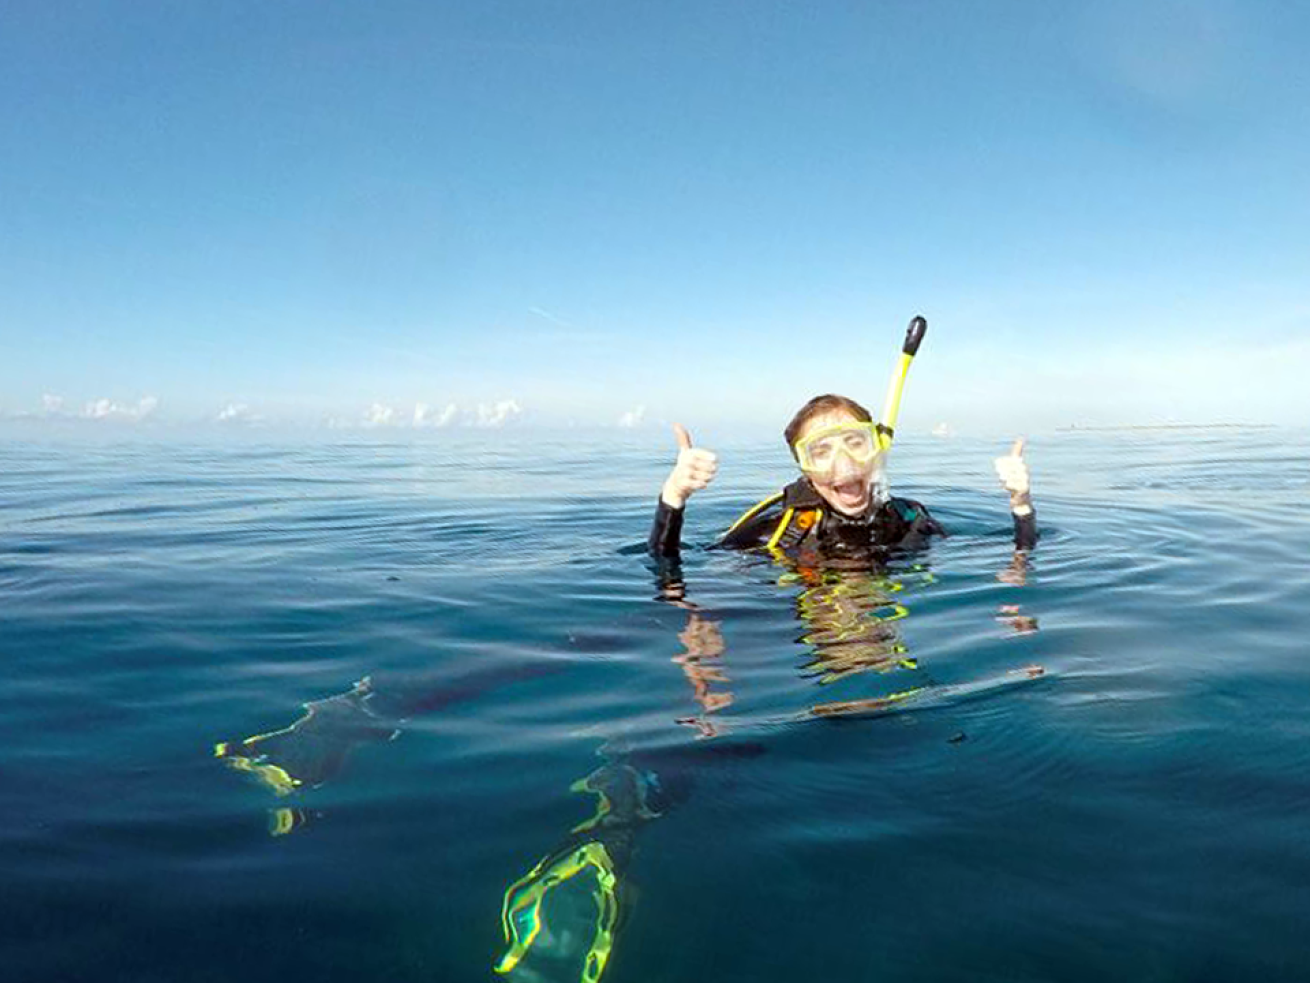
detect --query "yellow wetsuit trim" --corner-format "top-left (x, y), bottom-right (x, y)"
top-left (766, 508), bottom-right (795, 550)
top-left (722, 491), bottom-right (785, 538)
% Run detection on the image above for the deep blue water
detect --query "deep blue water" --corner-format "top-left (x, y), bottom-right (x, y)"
top-left (2, 429), bottom-right (1309, 983)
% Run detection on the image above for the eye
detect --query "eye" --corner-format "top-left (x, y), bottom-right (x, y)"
top-left (808, 439), bottom-right (837, 463)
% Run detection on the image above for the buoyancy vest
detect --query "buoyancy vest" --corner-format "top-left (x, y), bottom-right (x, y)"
top-left (718, 478), bottom-right (941, 556)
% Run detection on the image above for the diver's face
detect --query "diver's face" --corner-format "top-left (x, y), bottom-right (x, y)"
top-left (795, 409), bottom-right (876, 517)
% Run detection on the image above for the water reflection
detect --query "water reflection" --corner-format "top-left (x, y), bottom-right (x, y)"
top-left (495, 753), bottom-right (660, 983)
top-left (494, 740), bottom-right (762, 983)
top-left (659, 550), bottom-right (1028, 726)
top-left (214, 661), bottom-right (557, 833)
top-left (656, 571), bottom-right (735, 737)
top-left (785, 558), bottom-right (924, 688)
top-left (215, 542), bottom-right (1043, 982)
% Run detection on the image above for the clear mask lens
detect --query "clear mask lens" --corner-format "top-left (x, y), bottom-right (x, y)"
top-left (795, 423), bottom-right (880, 474)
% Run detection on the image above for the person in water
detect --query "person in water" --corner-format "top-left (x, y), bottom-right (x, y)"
top-left (498, 393), bottom-right (1044, 983)
top-left (649, 392), bottom-right (1036, 560)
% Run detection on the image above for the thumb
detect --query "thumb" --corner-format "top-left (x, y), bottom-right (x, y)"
top-left (1009, 437), bottom-right (1026, 459)
top-left (672, 422), bottom-right (694, 451)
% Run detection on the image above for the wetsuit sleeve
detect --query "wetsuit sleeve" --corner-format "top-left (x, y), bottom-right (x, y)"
top-left (1013, 508), bottom-right (1038, 552)
top-left (650, 496), bottom-right (785, 556)
top-left (882, 497), bottom-right (946, 551)
top-left (914, 501), bottom-right (947, 538)
top-left (648, 498), bottom-right (685, 558)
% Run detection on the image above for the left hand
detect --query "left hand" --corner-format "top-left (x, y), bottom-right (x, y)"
top-left (994, 437), bottom-right (1033, 514)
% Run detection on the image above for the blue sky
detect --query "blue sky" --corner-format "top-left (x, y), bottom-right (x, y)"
top-left (2, 0), bottom-right (1307, 435)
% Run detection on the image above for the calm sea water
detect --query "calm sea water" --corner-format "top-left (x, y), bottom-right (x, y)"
top-left (2, 428), bottom-right (1308, 983)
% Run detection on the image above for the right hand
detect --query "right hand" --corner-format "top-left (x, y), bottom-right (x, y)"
top-left (661, 423), bottom-right (718, 509)
top-left (994, 437), bottom-right (1033, 515)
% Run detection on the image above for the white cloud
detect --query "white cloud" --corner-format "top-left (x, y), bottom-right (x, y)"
top-left (42, 393), bottom-right (65, 415)
top-left (617, 405), bottom-right (646, 428)
top-left (216, 403), bottom-right (261, 424)
top-left (323, 399), bottom-right (520, 431)
top-left (476, 399), bottom-right (523, 428)
top-left (81, 396), bottom-right (159, 421)
top-left (413, 401), bottom-right (460, 428)
top-left (365, 403), bottom-right (397, 427)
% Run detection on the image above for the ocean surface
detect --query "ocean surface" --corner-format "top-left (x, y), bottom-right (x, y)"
top-left (2, 428), bottom-right (1308, 983)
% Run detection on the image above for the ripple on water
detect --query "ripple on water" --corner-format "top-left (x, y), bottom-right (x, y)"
top-left (3, 431), bottom-right (1310, 982)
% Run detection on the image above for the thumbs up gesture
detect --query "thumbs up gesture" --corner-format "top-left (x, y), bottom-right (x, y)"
top-left (661, 423), bottom-right (719, 510)
top-left (994, 437), bottom-right (1033, 514)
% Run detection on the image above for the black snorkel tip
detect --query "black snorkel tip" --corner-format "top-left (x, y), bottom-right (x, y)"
top-left (903, 316), bottom-right (927, 356)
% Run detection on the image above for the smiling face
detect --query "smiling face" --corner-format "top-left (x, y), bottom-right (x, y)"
top-left (793, 409), bottom-right (879, 516)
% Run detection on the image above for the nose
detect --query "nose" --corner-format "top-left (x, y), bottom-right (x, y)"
top-left (831, 448), bottom-right (862, 479)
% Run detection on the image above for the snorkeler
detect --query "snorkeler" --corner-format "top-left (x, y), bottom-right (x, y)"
top-left (649, 395), bottom-right (1037, 560)
top-left (648, 316), bottom-right (1034, 560)
top-left (647, 319), bottom-right (1043, 728)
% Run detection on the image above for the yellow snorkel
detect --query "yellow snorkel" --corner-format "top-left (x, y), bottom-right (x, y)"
top-left (876, 315), bottom-right (927, 452)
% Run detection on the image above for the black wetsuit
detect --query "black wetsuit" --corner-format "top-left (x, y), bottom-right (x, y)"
top-left (649, 475), bottom-right (1037, 559)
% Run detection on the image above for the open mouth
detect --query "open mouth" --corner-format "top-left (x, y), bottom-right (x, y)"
top-left (829, 478), bottom-right (870, 511)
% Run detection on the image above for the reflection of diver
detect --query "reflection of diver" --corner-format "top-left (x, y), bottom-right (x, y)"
top-left (659, 542), bottom-right (1043, 726)
top-left (215, 676), bottom-right (395, 798)
top-left (495, 757), bottom-right (660, 983)
top-left (655, 575), bottom-right (734, 738)
top-left (784, 557), bottom-right (922, 683)
top-left (215, 661), bottom-right (558, 831)
top-left (494, 741), bottom-right (761, 983)
top-left (657, 551), bottom-right (939, 725)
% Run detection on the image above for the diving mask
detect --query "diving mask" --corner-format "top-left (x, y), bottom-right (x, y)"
top-left (793, 421), bottom-right (883, 475)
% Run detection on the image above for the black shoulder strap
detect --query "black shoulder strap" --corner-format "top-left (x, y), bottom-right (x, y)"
top-left (721, 491), bottom-right (784, 539)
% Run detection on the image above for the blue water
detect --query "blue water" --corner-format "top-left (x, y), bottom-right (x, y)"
top-left (3, 429), bottom-right (1309, 982)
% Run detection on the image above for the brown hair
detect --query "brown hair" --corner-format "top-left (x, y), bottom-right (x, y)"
top-left (783, 394), bottom-right (874, 458)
